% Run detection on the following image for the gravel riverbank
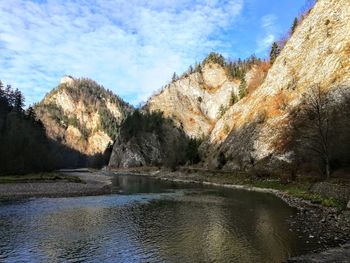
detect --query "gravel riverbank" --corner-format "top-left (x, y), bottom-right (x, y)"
top-left (0, 169), bottom-right (112, 200)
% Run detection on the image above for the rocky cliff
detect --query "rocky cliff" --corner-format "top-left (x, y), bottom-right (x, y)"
top-left (204, 0), bottom-right (350, 172)
top-left (145, 62), bottom-right (249, 138)
top-left (35, 76), bottom-right (133, 155)
top-left (109, 110), bottom-right (190, 168)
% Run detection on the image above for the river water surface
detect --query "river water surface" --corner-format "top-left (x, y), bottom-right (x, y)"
top-left (0, 175), bottom-right (322, 262)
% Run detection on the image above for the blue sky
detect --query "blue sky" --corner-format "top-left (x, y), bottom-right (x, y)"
top-left (0, 0), bottom-right (307, 106)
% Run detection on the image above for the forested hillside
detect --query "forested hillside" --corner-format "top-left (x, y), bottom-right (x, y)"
top-left (35, 76), bottom-right (133, 155)
top-left (0, 81), bottom-right (110, 175)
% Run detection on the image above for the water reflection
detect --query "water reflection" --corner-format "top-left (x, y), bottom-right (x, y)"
top-left (0, 175), bottom-right (321, 262)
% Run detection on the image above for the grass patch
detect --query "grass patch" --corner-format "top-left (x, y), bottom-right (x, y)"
top-left (285, 187), bottom-right (346, 209)
top-left (249, 180), bottom-right (346, 209)
top-left (180, 169), bottom-right (347, 209)
top-left (0, 172), bottom-right (83, 184)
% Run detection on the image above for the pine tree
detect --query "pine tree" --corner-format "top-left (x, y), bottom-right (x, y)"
top-left (291, 17), bottom-right (298, 34)
top-left (203, 52), bottom-right (225, 67)
top-left (0, 81), bottom-right (5, 102)
top-left (0, 80), bottom-right (8, 114)
top-left (26, 107), bottom-right (37, 121)
top-left (5, 85), bottom-right (14, 107)
top-left (270, 42), bottom-right (281, 65)
top-left (229, 91), bottom-right (237, 106)
top-left (0, 80), bottom-right (3, 94)
top-left (239, 77), bottom-right (248, 99)
top-left (14, 88), bottom-right (25, 112)
top-left (194, 63), bottom-right (202, 73)
top-left (188, 65), bottom-right (193, 74)
top-left (171, 72), bottom-right (178, 82)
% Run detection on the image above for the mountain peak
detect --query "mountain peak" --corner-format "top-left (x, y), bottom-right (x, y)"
top-left (60, 75), bottom-right (75, 86)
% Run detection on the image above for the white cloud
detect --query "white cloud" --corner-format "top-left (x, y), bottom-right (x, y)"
top-left (261, 14), bottom-right (277, 29)
top-left (0, 0), bottom-right (243, 106)
top-left (256, 14), bottom-right (277, 53)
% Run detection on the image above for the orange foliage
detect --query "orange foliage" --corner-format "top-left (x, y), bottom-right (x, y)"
top-left (247, 62), bottom-right (271, 94)
top-left (271, 116), bottom-right (294, 153)
top-left (266, 90), bottom-right (289, 118)
top-left (188, 117), bottom-right (196, 125)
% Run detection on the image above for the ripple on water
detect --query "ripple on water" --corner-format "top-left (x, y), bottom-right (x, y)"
top-left (0, 175), bottom-right (323, 262)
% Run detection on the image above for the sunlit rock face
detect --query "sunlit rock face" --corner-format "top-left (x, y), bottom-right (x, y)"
top-left (204, 0), bottom-right (350, 169)
top-left (145, 63), bottom-right (242, 138)
top-left (35, 77), bottom-right (133, 155)
top-left (60, 75), bottom-right (75, 86)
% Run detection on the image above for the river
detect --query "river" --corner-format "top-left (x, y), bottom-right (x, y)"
top-left (0, 175), bottom-right (322, 262)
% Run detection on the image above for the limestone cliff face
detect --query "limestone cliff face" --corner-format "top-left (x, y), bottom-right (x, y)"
top-left (108, 111), bottom-right (187, 168)
top-left (145, 63), bottom-right (242, 138)
top-left (205, 0), bottom-right (350, 169)
top-left (109, 124), bottom-right (185, 168)
top-left (35, 76), bottom-right (133, 155)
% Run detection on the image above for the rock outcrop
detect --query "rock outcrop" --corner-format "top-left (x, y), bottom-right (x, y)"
top-left (109, 111), bottom-right (187, 168)
top-left (145, 63), bottom-right (242, 138)
top-left (203, 0), bottom-right (350, 170)
top-left (35, 77), bottom-right (133, 155)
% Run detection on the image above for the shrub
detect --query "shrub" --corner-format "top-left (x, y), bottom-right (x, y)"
top-left (202, 52), bottom-right (225, 67)
top-left (217, 152), bottom-right (227, 169)
top-left (239, 77), bottom-right (248, 99)
top-left (229, 91), bottom-right (238, 106)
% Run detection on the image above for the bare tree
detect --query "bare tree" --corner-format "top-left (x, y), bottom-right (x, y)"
top-left (291, 85), bottom-right (332, 178)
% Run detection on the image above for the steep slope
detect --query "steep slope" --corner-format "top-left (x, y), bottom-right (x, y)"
top-left (35, 76), bottom-right (133, 155)
top-left (109, 110), bottom-right (191, 168)
top-left (205, 0), bottom-right (350, 171)
top-left (145, 63), bottom-right (242, 138)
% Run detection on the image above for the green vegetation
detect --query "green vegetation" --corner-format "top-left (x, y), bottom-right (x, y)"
top-left (0, 81), bottom-right (111, 176)
top-left (270, 42), bottom-right (281, 64)
top-left (217, 105), bottom-right (228, 118)
top-left (41, 102), bottom-right (91, 139)
top-left (185, 138), bottom-right (202, 165)
top-left (0, 81), bottom-right (54, 175)
top-left (229, 91), bottom-right (238, 106)
top-left (217, 152), bottom-right (227, 169)
top-left (120, 110), bottom-right (165, 140)
top-left (202, 52), bottom-right (226, 67)
top-left (0, 172), bottom-right (83, 184)
top-left (37, 78), bottom-right (132, 141)
top-left (225, 55), bottom-right (261, 80)
top-left (168, 52), bottom-right (263, 86)
top-left (99, 107), bottom-right (120, 140)
top-left (239, 77), bottom-right (248, 99)
top-left (248, 179), bottom-right (345, 209)
top-left (179, 169), bottom-right (347, 210)
top-left (171, 72), bottom-right (179, 83)
top-left (291, 17), bottom-right (299, 34)
top-left (118, 110), bottom-right (202, 169)
top-left (201, 52), bottom-right (262, 80)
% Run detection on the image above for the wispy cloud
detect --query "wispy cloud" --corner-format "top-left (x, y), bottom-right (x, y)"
top-left (256, 14), bottom-right (278, 53)
top-left (0, 0), bottom-right (243, 106)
